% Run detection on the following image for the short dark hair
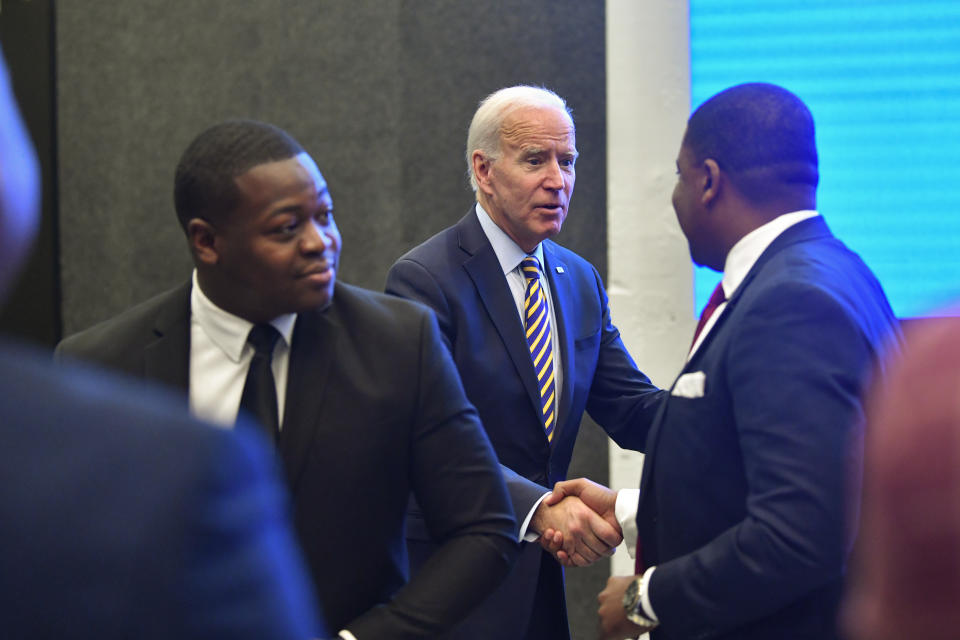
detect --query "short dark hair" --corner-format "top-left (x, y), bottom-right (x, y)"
top-left (683, 83), bottom-right (818, 202)
top-left (173, 119), bottom-right (304, 231)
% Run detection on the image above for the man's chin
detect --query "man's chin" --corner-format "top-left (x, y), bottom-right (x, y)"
top-left (281, 284), bottom-right (335, 316)
top-left (539, 221), bottom-right (563, 241)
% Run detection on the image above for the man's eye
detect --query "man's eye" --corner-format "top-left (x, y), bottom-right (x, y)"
top-left (527, 157), bottom-right (542, 166)
top-left (560, 158), bottom-right (575, 167)
top-left (275, 220), bottom-right (299, 234)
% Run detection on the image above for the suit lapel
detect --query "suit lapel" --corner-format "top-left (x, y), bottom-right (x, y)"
top-left (542, 242), bottom-right (574, 443)
top-left (639, 216), bottom-right (836, 498)
top-left (144, 282), bottom-right (191, 398)
top-left (277, 305), bottom-right (335, 493)
top-left (685, 217), bottom-right (834, 366)
top-left (457, 213), bottom-right (544, 429)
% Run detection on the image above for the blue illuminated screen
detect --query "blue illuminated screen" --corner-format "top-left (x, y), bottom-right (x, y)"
top-left (690, 1), bottom-right (960, 318)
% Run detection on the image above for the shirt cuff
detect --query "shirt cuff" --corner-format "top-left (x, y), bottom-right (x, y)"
top-left (339, 630), bottom-right (358, 640)
top-left (615, 488), bottom-right (640, 557)
top-left (519, 492), bottom-right (551, 542)
top-left (640, 566), bottom-right (658, 621)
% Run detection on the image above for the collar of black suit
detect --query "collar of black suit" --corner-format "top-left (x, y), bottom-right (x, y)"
top-left (144, 282), bottom-right (192, 394)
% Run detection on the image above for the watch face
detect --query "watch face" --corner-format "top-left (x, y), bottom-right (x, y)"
top-left (623, 577), bottom-right (656, 628)
top-left (623, 577), bottom-right (641, 610)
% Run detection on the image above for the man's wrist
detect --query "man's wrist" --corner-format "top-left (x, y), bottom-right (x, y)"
top-left (622, 573), bottom-right (659, 632)
top-left (521, 492), bottom-right (551, 542)
top-left (639, 566), bottom-right (658, 621)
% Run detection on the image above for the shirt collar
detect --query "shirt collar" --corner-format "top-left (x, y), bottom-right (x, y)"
top-left (721, 210), bottom-right (819, 298)
top-left (475, 202), bottom-right (545, 273)
top-left (190, 270), bottom-right (297, 363)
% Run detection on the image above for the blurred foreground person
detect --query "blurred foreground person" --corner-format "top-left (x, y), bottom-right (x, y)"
top-left (843, 315), bottom-right (960, 640)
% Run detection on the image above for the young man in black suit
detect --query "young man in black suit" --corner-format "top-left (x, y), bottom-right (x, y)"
top-left (58, 120), bottom-right (518, 639)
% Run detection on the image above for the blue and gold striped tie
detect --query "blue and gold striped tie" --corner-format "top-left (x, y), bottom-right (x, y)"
top-left (521, 256), bottom-right (556, 442)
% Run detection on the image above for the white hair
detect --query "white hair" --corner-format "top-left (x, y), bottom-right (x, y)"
top-left (465, 85), bottom-right (573, 191)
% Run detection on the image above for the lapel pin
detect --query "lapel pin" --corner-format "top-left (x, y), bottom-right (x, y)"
top-left (555, 266), bottom-right (564, 274)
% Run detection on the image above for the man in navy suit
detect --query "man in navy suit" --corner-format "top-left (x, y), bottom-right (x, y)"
top-left (549, 83), bottom-right (901, 640)
top-left (57, 119), bottom-right (518, 638)
top-left (386, 85), bottom-right (664, 639)
top-left (0, 53), bottom-right (323, 639)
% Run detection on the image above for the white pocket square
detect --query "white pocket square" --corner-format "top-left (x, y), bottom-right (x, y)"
top-left (672, 371), bottom-right (706, 398)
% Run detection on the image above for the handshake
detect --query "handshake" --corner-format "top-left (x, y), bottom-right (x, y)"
top-left (531, 478), bottom-right (620, 567)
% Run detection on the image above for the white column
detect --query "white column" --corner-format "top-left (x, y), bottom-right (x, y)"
top-left (606, 0), bottom-right (694, 576)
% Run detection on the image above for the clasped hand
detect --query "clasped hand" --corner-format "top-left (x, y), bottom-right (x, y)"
top-left (533, 477), bottom-right (621, 567)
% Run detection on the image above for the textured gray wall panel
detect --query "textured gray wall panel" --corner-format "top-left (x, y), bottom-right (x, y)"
top-left (58, 2), bottom-right (608, 635)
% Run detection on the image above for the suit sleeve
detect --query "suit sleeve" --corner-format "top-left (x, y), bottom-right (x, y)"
top-left (180, 424), bottom-right (327, 639)
top-left (582, 266), bottom-right (665, 451)
top-left (344, 309), bottom-right (519, 639)
top-left (649, 283), bottom-right (873, 637)
top-left (387, 258), bottom-right (551, 524)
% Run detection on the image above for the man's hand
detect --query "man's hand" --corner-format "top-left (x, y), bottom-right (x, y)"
top-left (540, 478), bottom-right (620, 565)
top-left (530, 493), bottom-right (622, 567)
top-left (597, 575), bottom-right (644, 640)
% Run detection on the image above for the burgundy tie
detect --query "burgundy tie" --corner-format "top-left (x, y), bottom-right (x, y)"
top-left (634, 540), bottom-right (645, 574)
top-left (690, 283), bottom-right (727, 349)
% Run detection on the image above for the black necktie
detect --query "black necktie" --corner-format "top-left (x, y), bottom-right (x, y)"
top-left (239, 324), bottom-right (281, 442)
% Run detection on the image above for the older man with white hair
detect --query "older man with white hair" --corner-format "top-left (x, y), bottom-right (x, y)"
top-left (387, 85), bottom-right (664, 640)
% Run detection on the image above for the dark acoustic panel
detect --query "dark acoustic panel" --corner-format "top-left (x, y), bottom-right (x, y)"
top-left (0, 0), bottom-right (59, 347)
top-left (57, 2), bottom-right (607, 635)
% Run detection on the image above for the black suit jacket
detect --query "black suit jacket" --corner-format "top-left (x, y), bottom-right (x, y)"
top-left (386, 210), bottom-right (664, 639)
top-left (638, 217), bottom-right (900, 640)
top-left (57, 280), bottom-right (518, 639)
top-left (2, 341), bottom-right (322, 638)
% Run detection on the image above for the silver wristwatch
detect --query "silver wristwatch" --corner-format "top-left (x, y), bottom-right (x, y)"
top-left (622, 576), bottom-right (659, 631)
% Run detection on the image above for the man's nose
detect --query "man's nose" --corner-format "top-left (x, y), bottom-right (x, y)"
top-left (300, 219), bottom-right (328, 252)
top-left (543, 159), bottom-right (565, 190)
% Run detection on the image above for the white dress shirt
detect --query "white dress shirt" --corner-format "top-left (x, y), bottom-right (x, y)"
top-left (617, 210), bottom-right (821, 623)
top-left (188, 270), bottom-right (297, 429)
top-left (687, 210), bottom-right (819, 359)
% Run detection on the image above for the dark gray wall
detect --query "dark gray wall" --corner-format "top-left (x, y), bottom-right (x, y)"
top-left (57, 2), bottom-right (608, 635)
top-left (0, 0), bottom-right (59, 346)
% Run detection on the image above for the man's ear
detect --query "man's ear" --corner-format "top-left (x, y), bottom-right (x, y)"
top-left (472, 150), bottom-right (494, 195)
top-left (187, 218), bottom-right (219, 265)
top-left (701, 158), bottom-right (722, 207)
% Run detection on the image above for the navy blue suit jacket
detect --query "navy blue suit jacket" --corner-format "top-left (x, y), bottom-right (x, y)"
top-left (387, 210), bottom-right (664, 639)
top-left (0, 341), bottom-right (322, 639)
top-left (638, 217), bottom-right (900, 640)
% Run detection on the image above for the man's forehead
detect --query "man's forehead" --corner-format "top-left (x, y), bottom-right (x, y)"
top-left (501, 107), bottom-right (574, 142)
top-left (235, 152), bottom-right (326, 188)
top-left (294, 152), bottom-right (327, 190)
